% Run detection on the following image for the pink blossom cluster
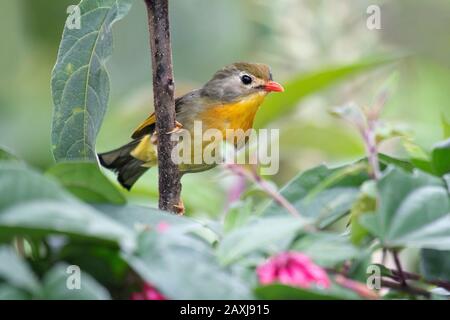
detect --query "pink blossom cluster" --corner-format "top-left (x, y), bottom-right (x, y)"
top-left (257, 252), bottom-right (331, 289)
top-left (131, 283), bottom-right (166, 300)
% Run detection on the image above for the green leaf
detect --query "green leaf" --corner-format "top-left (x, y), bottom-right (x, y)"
top-left (125, 231), bottom-right (251, 299)
top-left (96, 203), bottom-right (219, 244)
top-left (431, 138), bottom-right (450, 176)
top-left (441, 114), bottom-right (450, 138)
top-left (403, 139), bottom-right (434, 174)
top-left (254, 283), bottom-right (357, 300)
top-left (216, 216), bottom-right (307, 265)
top-left (0, 284), bottom-right (29, 300)
top-left (0, 162), bottom-right (73, 211)
top-left (0, 246), bottom-right (41, 294)
top-left (41, 263), bottom-right (110, 300)
top-left (379, 153), bottom-right (414, 172)
top-left (254, 58), bottom-right (392, 128)
top-left (223, 200), bottom-right (253, 234)
top-left (262, 164), bottom-right (368, 228)
top-left (346, 253), bottom-right (373, 283)
top-left (360, 167), bottom-right (450, 250)
top-left (420, 249), bottom-right (450, 283)
top-left (97, 204), bottom-right (197, 230)
top-left (0, 162), bottom-right (135, 249)
top-left (0, 147), bottom-right (19, 162)
top-left (0, 201), bottom-right (135, 252)
top-left (350, 181), bottom-right (377, 245)
top-left (51, 0), bottom-right (133, 161)
top-left (46, 162), bottom-right (126, 204)
top-left (291, 232), bottom-right (360, 268)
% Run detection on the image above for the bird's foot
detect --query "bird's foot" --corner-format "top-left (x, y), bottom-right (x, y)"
top-left (166, 121), bottom-right (183, 135)
top-left (150, 132), bottom-right (158, 145)
top-left (173, 198), bottom-right (185, 215)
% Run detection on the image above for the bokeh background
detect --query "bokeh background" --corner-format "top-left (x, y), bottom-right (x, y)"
top-left (1, 0), bottom-right (449, 217)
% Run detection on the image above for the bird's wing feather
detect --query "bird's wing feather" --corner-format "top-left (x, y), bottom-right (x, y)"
top-left (131, 90), bottom-right (202, 139)
top-left (131, 113), bottom-right (156, 139)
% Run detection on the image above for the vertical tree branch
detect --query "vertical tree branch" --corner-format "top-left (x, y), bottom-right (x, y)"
top-left (144, 0), bottom-right (181, 213)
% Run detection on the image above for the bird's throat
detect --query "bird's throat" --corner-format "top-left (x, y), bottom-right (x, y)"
top-left (200, 92), bottom-right (266, 133)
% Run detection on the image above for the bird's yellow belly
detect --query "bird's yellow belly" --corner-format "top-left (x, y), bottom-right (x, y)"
top-left (132, 92), bottom-right (266, 173)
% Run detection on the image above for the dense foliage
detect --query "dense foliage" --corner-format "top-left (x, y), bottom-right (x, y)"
top-left (0, 0), bottom-right (449, 300)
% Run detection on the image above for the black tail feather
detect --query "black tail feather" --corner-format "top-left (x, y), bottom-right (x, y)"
top-left (98, 140), bottom-right (149, 190)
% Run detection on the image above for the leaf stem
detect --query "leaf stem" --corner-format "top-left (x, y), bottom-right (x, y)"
top-left (392, 250), bottom-right (407, 286)
top-left (361, 119), bottom-right (381, 180)
top-left (381, 279), bottom-right (431, 298)
top-left (387, 268), bottom-right (450, 292)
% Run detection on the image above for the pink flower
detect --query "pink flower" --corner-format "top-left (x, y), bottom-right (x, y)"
top-left (156, 221), bottom-right (170, 233)
top-left (256, 252), bottom-right (331, 289)
top-left (131, 283), bottom-right (166, 300)
top-left (227, 174), bottom-right (247, 204)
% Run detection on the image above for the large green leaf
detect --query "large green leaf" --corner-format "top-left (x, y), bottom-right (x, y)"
top-left (51, 0), bottom-right (133, 161)
top-left (0, 162), bottom-right (73, 211)
top-left (41, 263), bottom-right (111, 300)
top-left (0, 246), bottom-right (41, 294)
top-left (360, 167), bottom-right (450, 250)
top-left (125, 231), bottom-right (251, 299)
top-left (216, 216), bottom-right (307, 265)
top-left (46, 162), bottom-right (126, 204)
top-left (97, 204), bottom-right (198, 230)
top-left (262, 164), bottom-right (368, 228)
top-left (0, 201), bottom-right (135, 251)
top-left (420, 249), bottom-right (450, 283)
top-left (431, 138), bottom-right (450, 176)
top-left (291, 232), bottom-right (360, 268)
top-left (254, 58), bottom-right (391, 128)
top-left (97, 204), bottom-right (219, 244)
top-left (0, 162), bottom-right (135, 250)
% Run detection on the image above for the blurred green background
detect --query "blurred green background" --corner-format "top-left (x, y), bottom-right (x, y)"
top-left (0, 0), bottom-right (449, 216)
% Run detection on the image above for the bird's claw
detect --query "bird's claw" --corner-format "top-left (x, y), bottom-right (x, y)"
top-left (173, 198), bottom-right (185, 215)
top-left (166, 121), bottom-right (183, 135)
top-left (150, 132), bottom-right (158, 145)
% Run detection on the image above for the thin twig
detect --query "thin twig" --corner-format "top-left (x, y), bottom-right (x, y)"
top-left (392, 250), bottom-right (407, 286)
top-left (381, 279), bottom-right (431, 298)
top-left (361, 120), bottom-right (381, 180)
top-left (381, 248), bottom-right (387, 265)
top-left (387, 268), bottom-right (450, 291)
top-left (144, 0), bottom-right (181, 213)
top-left (224, 164), bottom-right (315, 231)
top-left (335, 275), bottom-right (379, 300)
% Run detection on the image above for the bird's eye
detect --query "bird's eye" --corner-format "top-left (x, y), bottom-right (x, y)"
top-left (241, 75), bottom-right (252, 85)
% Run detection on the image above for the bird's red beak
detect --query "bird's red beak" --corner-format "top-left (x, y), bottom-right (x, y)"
top-left (264, 81), bottom-right (284, 92)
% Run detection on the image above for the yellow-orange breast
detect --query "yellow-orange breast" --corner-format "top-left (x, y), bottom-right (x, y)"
top-left (198, 92), bottom-right (267, 135)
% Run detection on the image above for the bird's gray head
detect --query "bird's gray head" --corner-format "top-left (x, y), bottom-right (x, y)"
top-left (201, 62), bottom-right (283, 102)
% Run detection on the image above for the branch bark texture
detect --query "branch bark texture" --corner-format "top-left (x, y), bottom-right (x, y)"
top-left (144, 0), bottom-right (181, 213)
